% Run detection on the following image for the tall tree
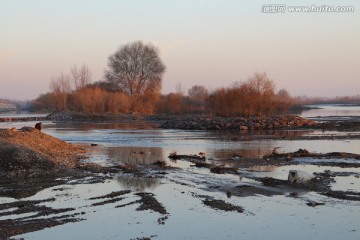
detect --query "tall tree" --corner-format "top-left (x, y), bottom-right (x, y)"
top-left (247, 72), bottom-right (276, 116)
top-left (188, 85), bottom-right (208, 100)
top-left (187, 85), bottom-right (209, 113)
top-left (105, 41), bottom-right (166, 96)
top-left (71, 64), bottom-right (92, 90)
top-left (50, 73), bottom-right (71, 110)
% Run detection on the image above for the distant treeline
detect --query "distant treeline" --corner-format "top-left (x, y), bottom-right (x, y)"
top-left (0, 99), bottom-right (31, 111)
top-left (31, 72), bottom-right (360, 117)
top-left (292, 95), bottom-right (360, 106)
top-left (0, 99), bottom-right (17, 105)
top-left (31, 68), bottom-right (292, 117)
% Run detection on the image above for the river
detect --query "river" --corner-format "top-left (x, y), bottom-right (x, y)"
top-left (0, 105), bottom-right (359, 240)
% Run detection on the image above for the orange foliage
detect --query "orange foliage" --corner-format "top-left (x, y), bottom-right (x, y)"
top-left (44, 68), bottom-right (292, 116)
top-left (209, 72), bottom-right (291, 117)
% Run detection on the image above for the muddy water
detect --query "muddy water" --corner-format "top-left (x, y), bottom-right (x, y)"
top-left (1, 109), bottom-right (360, 239)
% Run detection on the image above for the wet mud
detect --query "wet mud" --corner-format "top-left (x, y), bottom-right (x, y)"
top-left (202, 198), bottom-right (244, 213)
top-left (320, 190), bottom-right (360, 201)
top-left (115, 192), bottom-right (169, 225)
top-left (2, 144), bottom-right (360, 239)
top-left (0, 170), bottom-right (170, 238)
top-left (0, 198), bottom-right (82, 239)
top-left (263, 149), bottom-right (360, 167)
top-left (264, 148), bottom-right (360, 161)
top-left (167, 149), bottom-right (360, 204)
top-left (88, 190), bottom-right (131, 207)
top-left (193, 193), bottom-right (245, 213)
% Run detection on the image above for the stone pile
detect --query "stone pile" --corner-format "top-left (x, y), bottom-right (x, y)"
top-left (0, 111), bottom-right (73, 122)
top-left (161, 115), bottom-right (316, 130)
top-left (47, 111), bottom-right (73, 121)
top-left (0, 116), bottom-right (48, 122)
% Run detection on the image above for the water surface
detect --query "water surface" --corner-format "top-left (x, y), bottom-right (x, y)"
top-left (301, 104), bottom-right (360, 118)
top-left (1, 107), bottom-right (360, 240)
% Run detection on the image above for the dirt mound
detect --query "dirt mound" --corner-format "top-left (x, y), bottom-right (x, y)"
top-left (0, 127), bottom-right (85, 178)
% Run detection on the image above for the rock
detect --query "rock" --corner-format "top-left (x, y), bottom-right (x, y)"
top-left (254, 123), bottom-right (261, 129)
top-left (288, 170), bottom-right (315, 184)
top-left (306, 201), bottom-right (325, 207)
top-left (35, 122), bottom-right (42, 131)
top-left (160, 115), bottom-right (316, 131)
top-left (261, 177), bottom-right (288, 186)
top-left (239, 125), bottom-right (248, 130)
top-left (168, 152), bottom-right (206, 161)
top-left (293, 149), bottom-right (309, 157)
top-left (210, 165), bottom-right (238, 174)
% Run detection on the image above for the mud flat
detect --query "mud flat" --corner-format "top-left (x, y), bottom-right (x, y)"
top-left (168, 149), bottom-right (360, 200)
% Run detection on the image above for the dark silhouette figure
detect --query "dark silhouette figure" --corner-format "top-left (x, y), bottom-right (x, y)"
top-left (35, 122), bottom-right (42, 131)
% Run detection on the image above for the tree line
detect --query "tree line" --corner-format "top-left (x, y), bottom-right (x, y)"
top-left (157, 72), bottom-right (291, 117)
top-left (32, 41), bottom-right (292, 117)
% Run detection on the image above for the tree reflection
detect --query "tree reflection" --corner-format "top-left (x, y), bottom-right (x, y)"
top-left (211, 129), bottom-right (312, 141)
top-left (246, 165), bottom-right (276, 172)
top-left (116, 176), bottom-right (160, 191)
top-left (211, 147), bottom-right (274, 159)
top-left (107, 146), bottom-right (164, 165)
top-left (54, 121), bottom-right (156, 131)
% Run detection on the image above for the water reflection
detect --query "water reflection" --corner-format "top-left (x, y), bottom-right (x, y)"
top-left (116, 176), bottom-right (160, 191)
top-left (107, 146), bottom-right (164, 165)
top-left (212, 129), bottom-right (312, 141)
top-left (301, 104), bottom-right (360, 118)
top-left (246, 165), bottom-right (276, 172)
top-left (53, 121), bottom-right (157, 131)
top-left (210, 148), bottom-right (271, 159)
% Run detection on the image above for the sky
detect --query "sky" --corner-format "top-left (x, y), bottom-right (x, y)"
top-left (0, 0), bottom-right (359, 100)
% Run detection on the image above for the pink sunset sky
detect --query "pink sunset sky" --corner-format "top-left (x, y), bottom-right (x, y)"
top-left (1, 0), bottom-right (359, 100)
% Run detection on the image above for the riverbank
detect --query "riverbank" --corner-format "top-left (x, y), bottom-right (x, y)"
top-left (65, 112), bottom-right (360, 132)
top-left (0, 112), bottom-right (317, 130)
top-left (0, 127), bottom-right (85, 178)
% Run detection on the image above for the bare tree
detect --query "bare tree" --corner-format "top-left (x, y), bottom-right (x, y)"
top-left (105, 41), bottom-right (166, 96)
top-left (175, 82), bottom-right (185, 96)
top-left (187, 85), bottom-right (209, 113)
top-left (276, 88), bottom-right (292, 114)
top-left (50, 73), bottom-right (72, 110)
top-left (188, 85), bottom-right (208, 99)
top-left (71, 64), bottom-right (92, 90)
top-left (247, 72), bottom-right (276, 116)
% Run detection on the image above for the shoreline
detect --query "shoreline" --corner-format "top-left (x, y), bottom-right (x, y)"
top-left (2, 111), bottom-right (360, 132)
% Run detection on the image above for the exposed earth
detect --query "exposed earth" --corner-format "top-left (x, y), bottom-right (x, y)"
top-left (0, 127), bottom-right (84, 178)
